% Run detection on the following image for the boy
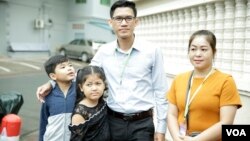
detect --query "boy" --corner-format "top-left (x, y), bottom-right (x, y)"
top-left (39, 55), bottom-right (76, 141)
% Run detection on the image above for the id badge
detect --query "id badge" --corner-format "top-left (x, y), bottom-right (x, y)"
top-left (179, 121), bottom-right (187, 136)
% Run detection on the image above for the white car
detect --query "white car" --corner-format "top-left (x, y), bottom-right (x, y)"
top-left (58, 39), bottom-right (106, 62)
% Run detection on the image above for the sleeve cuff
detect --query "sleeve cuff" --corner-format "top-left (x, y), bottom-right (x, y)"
top-left (156, 120), bottom-right (167, 134)
top-left (49, 80), bottom-right (56, 88)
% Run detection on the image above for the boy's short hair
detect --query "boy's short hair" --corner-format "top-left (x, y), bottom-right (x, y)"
top-left (44, 55), bottom-right (69, 77)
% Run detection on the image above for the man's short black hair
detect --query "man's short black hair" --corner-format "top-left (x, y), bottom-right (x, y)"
top-left (110, 0), bottom-right (137, 18)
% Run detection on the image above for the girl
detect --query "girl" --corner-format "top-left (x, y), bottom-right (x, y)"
top-left (68, 65), bottom-right (110, 141)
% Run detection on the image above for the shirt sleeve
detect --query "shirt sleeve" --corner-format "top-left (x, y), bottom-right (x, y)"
top-left (90, 46), bottom-right (103, 67)
top-left (49, 80), bottom-right (56, 88)
top-left (152, 47), bottom-right (168, 133)
top-left (220, 75), bottom-right (242, 108)
top-left (39, 103), bottom-right (49, 141)
top-left (167, 78), bottom-right (177, 105)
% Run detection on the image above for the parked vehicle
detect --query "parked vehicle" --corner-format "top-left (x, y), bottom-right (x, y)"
top-left (58, 39), bottom-right (106, 62)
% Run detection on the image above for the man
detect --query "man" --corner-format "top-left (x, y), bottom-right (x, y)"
top-left (37, 1), bottom-right (168, 141)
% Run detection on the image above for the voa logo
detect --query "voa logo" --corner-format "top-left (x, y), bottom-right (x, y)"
top-left (226, 129), bottom-right (246, 136)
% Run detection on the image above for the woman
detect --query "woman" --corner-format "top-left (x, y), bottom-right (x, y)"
top-left (166, 30), bottom-right (242, 141)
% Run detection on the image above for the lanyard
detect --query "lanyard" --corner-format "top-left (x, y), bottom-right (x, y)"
top-left (115, 48), bottom-right (132, 85)
top-left (184, 69), bottom-right (214, 120)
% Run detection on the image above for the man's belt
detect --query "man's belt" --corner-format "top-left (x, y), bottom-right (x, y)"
top-left (107, 108), bottom-right (153, 121)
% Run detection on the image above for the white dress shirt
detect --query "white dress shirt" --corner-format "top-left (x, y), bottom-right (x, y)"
top-left (90, 36), bottom-right (168, 133)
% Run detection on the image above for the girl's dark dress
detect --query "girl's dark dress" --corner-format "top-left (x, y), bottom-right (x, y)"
top-left (69, 99), bottom-right (110, 141)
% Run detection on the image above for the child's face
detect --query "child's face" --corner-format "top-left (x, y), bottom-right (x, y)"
top-left (50, 61), bottom-right (75, 82)
top-left (79, 74), bottom-right (105, 101)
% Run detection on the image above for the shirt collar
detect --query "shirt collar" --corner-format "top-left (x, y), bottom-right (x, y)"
top-left (114, 35), bottom-right (141, 54)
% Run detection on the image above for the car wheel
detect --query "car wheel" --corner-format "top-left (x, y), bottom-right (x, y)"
top-left (59, 49), bottom-right (66, 56)
top-left (81, 53), bottom-right (88, 62)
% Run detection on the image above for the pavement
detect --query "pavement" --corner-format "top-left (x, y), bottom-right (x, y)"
top-left (20, 130), bottom-right (39, 141)
top-left (20, 131), bottom-right (170, 141)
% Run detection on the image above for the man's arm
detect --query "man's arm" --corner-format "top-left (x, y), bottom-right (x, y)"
top-left (152, 47), bottom-right (168, 134)
top-left (36, 81), bottom-right (53, 103)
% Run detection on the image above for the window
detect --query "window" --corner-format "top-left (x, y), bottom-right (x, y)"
top-left (76, 0), bottom-right (86, 4)
top-left (79, 40), bottom-right (86, 46)
top-left (100, 0), bottom-right (110, 6)
top-left (70, 40), bottom-right (79, 45)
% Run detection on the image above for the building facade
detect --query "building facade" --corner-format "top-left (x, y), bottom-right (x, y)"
top-left (0, 0), bottom-right (116, 57)
top-left (0, 0), bottom-right (249, 140)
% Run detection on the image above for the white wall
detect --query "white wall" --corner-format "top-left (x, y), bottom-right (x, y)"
top-left (7, 0), bottom-right (68, 54)
top-left (67, 0), bottom-right (115, 43)
top-left (85, 21), bottom-right (115, 42)
top-left (92, 0), bottom-right (110, 19)
top-left (68, 0), bottom-right (93, 19)
top-left (47, 0), bottom-right (69, 53)
top-left (135, 0), bottom-right (219, 16)
top-left (1, 0), bottom-right (116, 56)
top-left (68, 0), bottom-right (110, 19)
top-left (135, 0), bottom-right (250, 92)
top-left (0, 2), bottom-right (8, 56)
top-left (9, 1), bottom-right (41, 42)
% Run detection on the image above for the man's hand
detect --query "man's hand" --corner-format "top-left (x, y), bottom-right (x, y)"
top-left (154, 132), bottom-right (165, 141)
top-left (36, 81), bottom-right (52, 103)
